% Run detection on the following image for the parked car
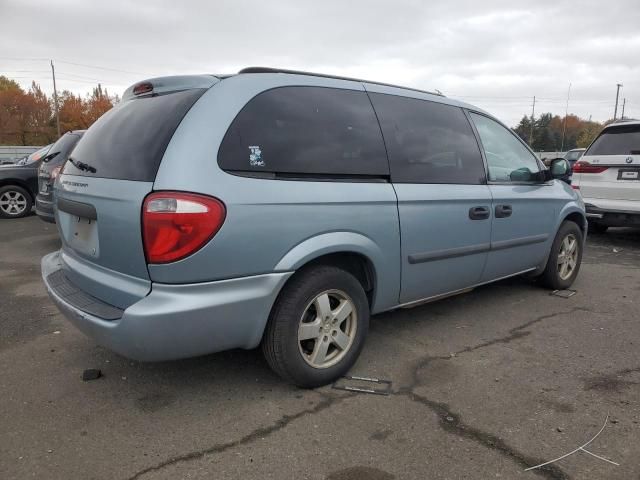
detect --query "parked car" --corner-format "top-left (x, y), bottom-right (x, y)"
top-left (0, 144), bottom-right (53, 218)
top-left (36, 131), bottom-right (85, 223)
top-left (564, 148), bottom-right (586, 168)
top-left (41, 69), bottom-right (585, 387)
top-left (572, 120), bottom-right (640, 232)
top-left (16, 144), bottom-right (53, 166)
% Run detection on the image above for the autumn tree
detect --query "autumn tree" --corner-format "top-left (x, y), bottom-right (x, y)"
top-left (1, 75), bottom-right (117, 145)
top-left (514, 113), bottom-right (604, 152)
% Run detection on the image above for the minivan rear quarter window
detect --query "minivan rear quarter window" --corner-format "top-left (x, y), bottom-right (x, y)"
top-left (218, 86), bottom-right (389, 178)
top-left (586, 124), bottom-right (640, 156)
top-left (370, 93), bottom-right (485, 184)
top-left (63, 89), bottom-right (206, 181)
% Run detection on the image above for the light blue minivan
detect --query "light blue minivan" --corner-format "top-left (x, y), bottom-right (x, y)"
top-left (41, 68), bottom-right (585, 387)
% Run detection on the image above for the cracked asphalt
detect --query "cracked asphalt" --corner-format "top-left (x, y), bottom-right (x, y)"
top-left (1, 216), bottom-right (639, 480)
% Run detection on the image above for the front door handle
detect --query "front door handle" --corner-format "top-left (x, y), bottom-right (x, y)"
top-left (495, 204), bottom-right (513, 218)
top-left (469, 206), bottom-right (490, 220)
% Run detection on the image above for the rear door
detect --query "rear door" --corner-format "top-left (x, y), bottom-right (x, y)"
top-left (55, 84), bottom-right (211, 307)
top-left (369, 92), bottom-right (492, 304)
top-left (469, 112), bottom-right (556, 281)
top-left (576, 123), bottom-right (640, 201)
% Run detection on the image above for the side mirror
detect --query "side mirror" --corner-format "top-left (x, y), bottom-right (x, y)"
top-left (550, 158), bottom-right (570, 178)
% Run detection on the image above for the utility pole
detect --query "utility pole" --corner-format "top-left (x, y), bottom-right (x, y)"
top-left (529, 96), bottom-right (536, 147)
top-left (560, 82), bottom-right (571, 154)
top-left (621, 98), bottom-right (626, 120)
top-left (50, 60), bottom-right (60, 138)
top-left (613, 83), bottom-right (623, 120)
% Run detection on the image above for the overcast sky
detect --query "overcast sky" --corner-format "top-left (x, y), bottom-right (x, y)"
top-left (1, 0), bottom-right (638, 126)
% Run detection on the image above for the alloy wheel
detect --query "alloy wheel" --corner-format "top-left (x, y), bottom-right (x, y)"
top-left (0, 190), bottom-right (28, 216)
top-left (557, 233), bottom-right (578, 281)
top-left (298, 289), bottom-right (357, 369)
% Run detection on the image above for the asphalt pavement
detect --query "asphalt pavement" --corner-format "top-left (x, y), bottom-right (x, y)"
top-left (1, 216), bottom-right (639, 479)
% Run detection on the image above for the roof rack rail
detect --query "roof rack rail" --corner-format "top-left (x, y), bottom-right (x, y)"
top-left (238, 67), bottom-right (445, 97)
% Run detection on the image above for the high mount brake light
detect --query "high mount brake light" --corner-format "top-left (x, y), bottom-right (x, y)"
top-left (142, 192), bottom-right (226, 264)
top-left (133, 82), bottom-right (153, 95)
top-left (572, 161), bottom-right (608, 174)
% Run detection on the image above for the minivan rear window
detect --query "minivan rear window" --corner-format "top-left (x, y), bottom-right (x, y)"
top-left (218, 86), bottom-right (389, 178)
top-left (63, 89), bottom-right (205, 181)
top-left (586, 124), bottom-right (640, 156)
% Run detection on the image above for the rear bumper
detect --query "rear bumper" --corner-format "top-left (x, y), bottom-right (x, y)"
top-left (585, 203), bottom-right (640, 226)
top-left (42, 251), bottom-right (292, 361)
top-left (35, 196), bottom-right (55, 223)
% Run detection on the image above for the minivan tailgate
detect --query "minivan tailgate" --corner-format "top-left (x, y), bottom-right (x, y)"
top-left (56, 175), bottom-right (152, 307)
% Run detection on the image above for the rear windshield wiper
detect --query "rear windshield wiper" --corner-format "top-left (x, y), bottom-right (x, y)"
top-left (68, 157), bottom-right (97, 173)
top-left (42, 151), bottom-right (60, 163)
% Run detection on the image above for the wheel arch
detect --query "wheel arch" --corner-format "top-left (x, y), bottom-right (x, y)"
top-left (273, 231), bottom-right (392, 313)
top-left (0, 179), bottom-right (35, 200)
top-left (561, 209), bottom-right (587, 234)
top-left (532, 205), bottom-right (587, 276)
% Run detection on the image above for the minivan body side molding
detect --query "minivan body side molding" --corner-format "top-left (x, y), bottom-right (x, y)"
top-left (490, 233), bottom-right (549, 251)
top-left (408, 243), bottom-right (491, 264)
top-left (408, 233), bottom-right (549, 264)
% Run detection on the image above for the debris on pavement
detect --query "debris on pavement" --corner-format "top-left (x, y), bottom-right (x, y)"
top-left (332, 375), bottom-right (392, 396)
top-left (82, 369), bottom-right (102, 381)
top-left (551, 289), bottom-right (577, 298)
top-left (525, 414), bottom-right (619, 472)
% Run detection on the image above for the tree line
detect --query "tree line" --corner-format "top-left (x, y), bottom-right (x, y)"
top-left (513, 113), bottom-right (604, 152)
top-left (0, 75), bottom-right (117, 146)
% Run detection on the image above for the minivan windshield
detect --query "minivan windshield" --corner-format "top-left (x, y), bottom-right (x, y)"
top-left (63, 89), bottom-right (206, 181)
top-left (586, 124), bottom-right (640, 156)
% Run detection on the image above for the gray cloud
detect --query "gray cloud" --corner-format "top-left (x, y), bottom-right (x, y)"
top-left (1, 0), bottom-right (638, 125)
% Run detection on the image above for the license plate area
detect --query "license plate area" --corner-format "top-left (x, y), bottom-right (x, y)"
top-left (618, 169), bottom-right (640, 180)
top-left (66, 215), bottom-right (100, 258)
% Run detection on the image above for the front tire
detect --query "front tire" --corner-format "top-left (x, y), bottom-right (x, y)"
top-left (539, 221), bottom-right (583, 290)
top-left (0, 185), bottom-right (32, 219)
top-left (262, 265), bottom-right (369, 388)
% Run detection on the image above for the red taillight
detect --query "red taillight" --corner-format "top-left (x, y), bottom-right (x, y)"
top-left (133, 82), bottom-right (153, 95)
top-left (572, 161), bottom-right (608, 174)
top-left (571, 185), bottom-right (580, 190)
top-left (142, 192), bottom-right (226, 264)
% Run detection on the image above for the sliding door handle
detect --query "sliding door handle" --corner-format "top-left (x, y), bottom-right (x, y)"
top-left (495, 204), bottom-right (513, 218)
top-left (469, 206), bottom-right (490, 220)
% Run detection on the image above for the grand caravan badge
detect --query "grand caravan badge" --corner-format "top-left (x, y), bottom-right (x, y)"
top-left (249, 146), bottom-right (265, 167)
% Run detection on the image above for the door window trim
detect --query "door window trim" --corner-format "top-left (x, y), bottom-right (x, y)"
top-left (217, 85), bottom-right (391, 182)
top-left (465, 109), bottom-right (550, 186)
top-left (370, 92), bottom-right (488, 185)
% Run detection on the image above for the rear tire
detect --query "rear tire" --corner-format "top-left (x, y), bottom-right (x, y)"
top-left (539, 221), bottom-right (583, 290)
top-left (262, 265), bottom-right (369, 388)
top-left (0, 185), bottom-right (32, 219)
top-left (588, 222), bottom-right (608, 234)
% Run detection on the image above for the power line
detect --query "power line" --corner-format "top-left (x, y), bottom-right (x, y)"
top-left (55, 60), bottom-right (150, 76)
top-left (1, 57), bottom-right (151, 77)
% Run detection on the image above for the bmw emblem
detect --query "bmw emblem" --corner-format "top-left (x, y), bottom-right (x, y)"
top-left (626, 156), bottom-right (633, 164)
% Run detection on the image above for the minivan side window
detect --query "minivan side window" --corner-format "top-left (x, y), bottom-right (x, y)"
top-left (218, 86), bottom-right (389, 178)
top-left (470, 112), bottom-right (541, 183)
top-left (369, 93), bottom-right (485, 184)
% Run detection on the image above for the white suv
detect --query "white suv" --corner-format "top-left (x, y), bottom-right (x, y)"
top-left (573, 120), bottom-right (640, 232)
